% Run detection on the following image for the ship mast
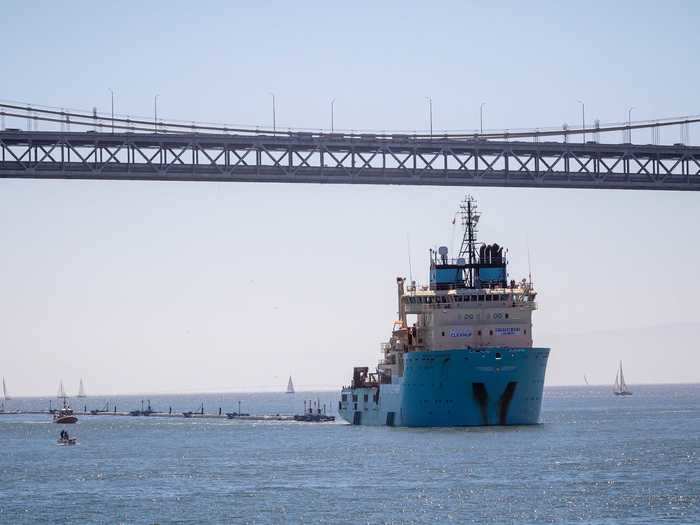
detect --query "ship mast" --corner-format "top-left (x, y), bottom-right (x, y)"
top-left (457, 195), bottom-right (480, 287)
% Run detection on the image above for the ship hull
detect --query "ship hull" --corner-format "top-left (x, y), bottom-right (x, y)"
top-left (53, 415), bottom-right (78, 424)
top-left (339, 347), bottom-right (549, 427)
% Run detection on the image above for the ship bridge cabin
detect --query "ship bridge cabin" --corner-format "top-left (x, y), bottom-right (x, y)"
top-left (430, 243), bottom-right (507, 291)
top-left (392, 244), bottom-right (537, 356)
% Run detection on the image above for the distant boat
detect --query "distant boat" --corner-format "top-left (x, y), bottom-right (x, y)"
top-left (57, 436), bottom-right (77, 446)
top-left (2, 377), bottom-right (11, 400)
top-left (57, 380), bottom-right (67, 399)
top-left (286, 376), bottom-right (295, 394)
top-left (613, 361), bottom-right (632, 396)
top-left (54, 379), bottom-right (78, 424)
top-left (583, 374), bottom-right (589, 385)
top-left (77, 379), bottom-right (87, 398)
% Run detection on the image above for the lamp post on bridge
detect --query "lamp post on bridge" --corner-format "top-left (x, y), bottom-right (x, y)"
top-left (627, 106), bottom-right (635, 143)
top-left (108, 89), bottom-right (114, 134)
top-left (426, 96), bottom-right (433, 138)
top-left (269, 92), bottom-right (276, 132)
top-left (154, 94), bottom-right (159, 133)
top-left (577, 100), bottom-right (585, 143)
top-left (480, 102), bottom-right (486, 135)
top-left (331, 98), bottom-right (335, 132)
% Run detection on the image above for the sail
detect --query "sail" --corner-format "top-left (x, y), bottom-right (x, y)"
top-left (286, 376), bottom-right (295, 394)
top-left (619, 361), bottom-right (628, 391)
top-left (613, 361), bottom-right (632, 395)
top-left (57, 380), bottom-right (67, 399)
top-left (77, 379), bottom-right (86, 398)
top-left (2, 378), bottom-right (10, 400)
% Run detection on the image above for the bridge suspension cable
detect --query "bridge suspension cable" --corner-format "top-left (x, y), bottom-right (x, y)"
top-left (1, 100), bottom-right (698, 141)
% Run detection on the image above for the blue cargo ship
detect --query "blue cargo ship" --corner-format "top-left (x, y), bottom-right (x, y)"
top-left (339, 196), bottom-right (549, 427)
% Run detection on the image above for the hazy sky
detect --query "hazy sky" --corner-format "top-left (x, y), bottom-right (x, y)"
top-left (1, 1), bottom-right (699, 396)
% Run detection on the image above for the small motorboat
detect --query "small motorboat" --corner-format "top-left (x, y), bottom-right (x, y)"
top-left (53, 406), bottom-right (78, 424)
top-left (53, 380), bottom-right (78, 423)
top-left (57, 436), bottom-right (77, 446)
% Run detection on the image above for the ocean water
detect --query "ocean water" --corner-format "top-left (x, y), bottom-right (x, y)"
top-left (0, 385), bottom-right (698, 524)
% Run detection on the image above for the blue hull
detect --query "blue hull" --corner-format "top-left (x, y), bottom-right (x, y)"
top-left (400, 347), bottom-right (549, 427)
top-left (339, 347), bottom-right (549, 427)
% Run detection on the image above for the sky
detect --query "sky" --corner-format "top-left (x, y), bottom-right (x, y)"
top-left (1, 1), bottom-right (699, 396)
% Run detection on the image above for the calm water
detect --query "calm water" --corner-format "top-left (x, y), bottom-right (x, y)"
top-left (1, 385), bottom-right (698, 524)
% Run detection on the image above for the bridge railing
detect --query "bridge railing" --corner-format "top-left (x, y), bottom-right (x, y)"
top-left (1, 101), bottom-right (698, 144)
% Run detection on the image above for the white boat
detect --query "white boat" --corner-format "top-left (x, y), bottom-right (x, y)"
top-left (613, 361), bottom-right (632, 396)
top-left (77, 379), bottom-right (86, 398)
top-left (286, 376), bottom-right (295, 394)
top-left (54, 380), bottom-right (78, 424)
top-left (57, 380), bottom-right (67, 399)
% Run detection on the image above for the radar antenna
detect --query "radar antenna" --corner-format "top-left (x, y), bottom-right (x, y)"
top-left (457, 195), bottom-right (480, 287)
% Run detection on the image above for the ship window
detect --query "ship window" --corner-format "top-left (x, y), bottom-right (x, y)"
top-left (478, 330), bottom-right (482, 336)
top-left (352, 394), bottom-right (358, 402)
top-left (489, 330), bottom-right (493, 336)
top-left (341, 394), bottom-right (347, 401)
top-left (464, 295), bottom-right (470, 302)
top-left (478, 295), bottom-right (484, 301)
top-left (505, 313), bottom-right (509, 319)
top-left (524, 329), bottom-right (527, 334)
top-left (363, 394), bottom-right (368, 402)
top-left (486, 295), bottom-right (492, 301)
top-left (427, 297), bottom-right (432, 304)
top-left (441, 331), bottom-right (445, 337)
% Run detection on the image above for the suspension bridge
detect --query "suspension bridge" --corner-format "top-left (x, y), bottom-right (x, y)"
top-left (1, 102), bottom-right (699, 191)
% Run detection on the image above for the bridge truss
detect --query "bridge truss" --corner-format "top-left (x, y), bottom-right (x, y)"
top-left (1, 130), bottom-right (699, 190)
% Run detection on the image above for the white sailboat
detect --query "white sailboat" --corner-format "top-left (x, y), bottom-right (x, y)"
top-left (0, 377), bottom-right (7, 412)
top-left (613, 361), bottom-right (632, 396)
top-left (77, 379), bottom-right (87, 398)
top-left (58, 380), bottom-right (67, 399)
top-left (286, 376), bottom-right (295, 394)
